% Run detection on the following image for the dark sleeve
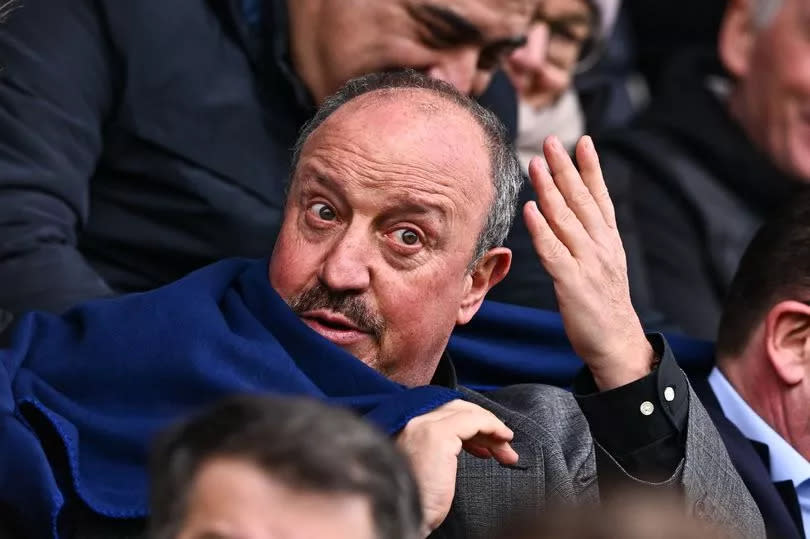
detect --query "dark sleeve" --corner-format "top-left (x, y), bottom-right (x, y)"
top-left (573, 334), bottom-right (688, 483)
top-left (631, 171), bottom-right (722, 339)
top-left (0, 0), bottom-right (116, 314)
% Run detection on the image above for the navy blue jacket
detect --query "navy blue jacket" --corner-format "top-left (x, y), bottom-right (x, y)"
top-left (692, 378), bottom-right (804, 539)
top-left (0, 0), bottom-right (523, 314)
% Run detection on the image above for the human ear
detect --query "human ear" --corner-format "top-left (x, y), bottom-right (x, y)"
top-left (718, 0), bottom-right (757, 79)
top-left (456, 247), bottom-right (511, 325)
top-left (764, 301), bottom-right (810, 386)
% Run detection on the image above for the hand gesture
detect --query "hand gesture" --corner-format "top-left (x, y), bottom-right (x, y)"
top-left (524, 136), bottom-right (653, 390)
top-left (395, 399), bottom-right (518, 535)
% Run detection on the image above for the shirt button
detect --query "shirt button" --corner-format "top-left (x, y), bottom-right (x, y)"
top-left (640, 401), bottom-right (655, 416)
top-left (664, 386), bottom-right (676, 402)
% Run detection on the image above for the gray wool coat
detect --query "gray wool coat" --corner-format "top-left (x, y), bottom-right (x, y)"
top-left (430, 383), bottom-right (765, 539)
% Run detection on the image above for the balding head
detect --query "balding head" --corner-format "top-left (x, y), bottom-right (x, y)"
top-left (290, 71), bottom-right (523, 264)
top-left (271, 71), bottom-right (520, 386)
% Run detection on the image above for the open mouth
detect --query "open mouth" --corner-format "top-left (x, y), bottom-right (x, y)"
top-left (300, 310), bottom-right (370, 346)
top-left (310, 316), bottom-right (357, 331)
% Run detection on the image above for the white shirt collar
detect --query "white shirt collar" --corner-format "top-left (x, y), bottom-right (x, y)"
top-left (709, 367), bottom-right (810, 486)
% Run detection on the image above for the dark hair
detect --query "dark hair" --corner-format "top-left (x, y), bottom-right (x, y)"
top-left (716, 189), bottom-right (810, 358)
top-left (149, 395), bottom-right (423, 539)
top-left (290, 70), bottom-right (523, 267)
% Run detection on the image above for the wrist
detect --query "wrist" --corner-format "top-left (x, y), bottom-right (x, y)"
top-left (591, 339), bottom-right (655, 391)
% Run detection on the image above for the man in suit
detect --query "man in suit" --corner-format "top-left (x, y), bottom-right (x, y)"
top-left (692, 191), bottom-right (810, 538)
top-left (0, 72), bottom-right (763, 538)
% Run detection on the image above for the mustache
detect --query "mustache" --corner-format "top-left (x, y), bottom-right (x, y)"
top-left (287, 284), bottom-right (385, 339)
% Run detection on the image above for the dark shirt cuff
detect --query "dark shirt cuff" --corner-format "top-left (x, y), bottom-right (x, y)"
top-left (573, 334), bottom-right (688, 479)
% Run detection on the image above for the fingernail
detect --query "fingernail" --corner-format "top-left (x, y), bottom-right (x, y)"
top-left (550, 136), bottom-right (562, 151)
top-left (529, 200), bottom-right (541, 215)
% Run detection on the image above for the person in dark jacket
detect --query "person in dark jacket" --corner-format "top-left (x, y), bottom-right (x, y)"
top-left (691, 192), bottom-right (810, 539)
top-left (597, 0), bottom-right (809, 339)
top-left (0, 0), bottom-right (536, 314)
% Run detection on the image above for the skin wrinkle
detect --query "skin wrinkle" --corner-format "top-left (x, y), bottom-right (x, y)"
top-left (296, 157), bottom-right (465, 253)
top-left (270, 90), bottom-right (501, 386)
top-left (289, 0), bottom-right (533, 102)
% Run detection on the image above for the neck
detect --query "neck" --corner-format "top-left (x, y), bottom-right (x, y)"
top-left (286, 0), bottom-right (328, 104)
top-left (721, 359), bottom-right (810, 460)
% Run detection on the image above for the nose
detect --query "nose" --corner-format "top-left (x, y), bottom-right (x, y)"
top-left (318, 227), bottom-right (371, 294)
top-left (426, 47), bottom-right (481, 95)
top-left (508, 23), bottom-right (549, 74)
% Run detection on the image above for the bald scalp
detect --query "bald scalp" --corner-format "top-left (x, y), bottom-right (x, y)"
top-left (288, 71), bottom-right (522, 264)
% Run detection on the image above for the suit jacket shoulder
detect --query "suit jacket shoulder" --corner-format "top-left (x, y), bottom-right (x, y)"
top-left (432, 385), bottom-right (600, 539)
top-left (433, 382), bottom-right (766, 539)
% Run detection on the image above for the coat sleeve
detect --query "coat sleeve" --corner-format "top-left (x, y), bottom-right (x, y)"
top-left (0, 0), bottom-right (116, 313)
top-left (678, 382), bottom-right (766, 538)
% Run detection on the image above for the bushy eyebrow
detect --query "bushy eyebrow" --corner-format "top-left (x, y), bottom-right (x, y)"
top-left (381, 198), bottom-right (448, 222)
top-left (300, 171), bottom-right (449, 222)
top-left (409, 3), bottom-right (527, 51)
top-left (411, 3), bottom-right (484, 42)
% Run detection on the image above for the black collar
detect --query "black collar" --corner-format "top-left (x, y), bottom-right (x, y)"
top-left (430, 352), bottom-right (459, 389)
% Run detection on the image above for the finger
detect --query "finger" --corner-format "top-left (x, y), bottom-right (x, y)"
top-left (463, 443), bottom-right (494, 460)
top-left (438, 408), bottom-right (514, 444)
top-left (489, 442), bottom-right (520, 466)
top-left (464, 436), bottom-right (519, 465)
top-left (420, 400), bottom-right (509, 429)
top-left (527, 156), bottom-right (591, 259)
top-left (575, 136), bottom-right (616, 229)
top-left (543, 136), bottom-right (609, 240)
top-left (523, 200), bottom-right (575, 280)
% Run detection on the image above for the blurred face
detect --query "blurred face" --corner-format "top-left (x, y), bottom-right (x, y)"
top-left (177, 458), bottom-right (376, 539)
top-left (295, 0), bottom-right (533, 102)
top-left (505, 0), bottom-right (595, 108)
top-left (727, 0), bottom-right (810, 180)
top-left (269, 91), bottom-right (495, 386)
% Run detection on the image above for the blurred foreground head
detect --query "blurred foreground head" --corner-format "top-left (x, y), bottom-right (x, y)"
top-left (501, 489), bottom-right (733, 539)
top-left (149, 395), bottom-right (422, 539)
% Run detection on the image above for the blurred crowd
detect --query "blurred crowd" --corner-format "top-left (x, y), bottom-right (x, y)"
top-left (1, 0), bottom-right (810, 537)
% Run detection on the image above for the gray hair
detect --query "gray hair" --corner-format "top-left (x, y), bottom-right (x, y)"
top-left (752, 0), bottom-right (783, 28)
top-left (290, 70), bottom-right (523, 268)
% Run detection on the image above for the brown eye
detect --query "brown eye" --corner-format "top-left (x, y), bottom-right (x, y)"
top-left (394, 228), bottom-right (421, 246)
top-left (309, 202), bottom-right (336, 221)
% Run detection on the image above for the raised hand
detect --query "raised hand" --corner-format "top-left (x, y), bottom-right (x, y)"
top-left (523, 136), bottom-right (654, 391)
top-left (395, 399), bottom-right (518, 536)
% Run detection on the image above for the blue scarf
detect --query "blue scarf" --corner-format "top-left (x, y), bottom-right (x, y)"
top-left (0, 258), bottom-right (713, 538)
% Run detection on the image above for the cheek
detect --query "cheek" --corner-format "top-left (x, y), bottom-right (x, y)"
top-left (378, 270), bottom-right (467, 338)
top-left (269, 225), bottom-right (320, 295)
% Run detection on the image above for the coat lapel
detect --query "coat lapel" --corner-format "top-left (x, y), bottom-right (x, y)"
top-left (691, 378), bottom-right (803, 539)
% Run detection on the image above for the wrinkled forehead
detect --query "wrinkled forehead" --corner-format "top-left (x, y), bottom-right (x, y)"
top-left (429, 0), bottom-right (536, 30)
top-left (294, 89), bottom-right (494, 204)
